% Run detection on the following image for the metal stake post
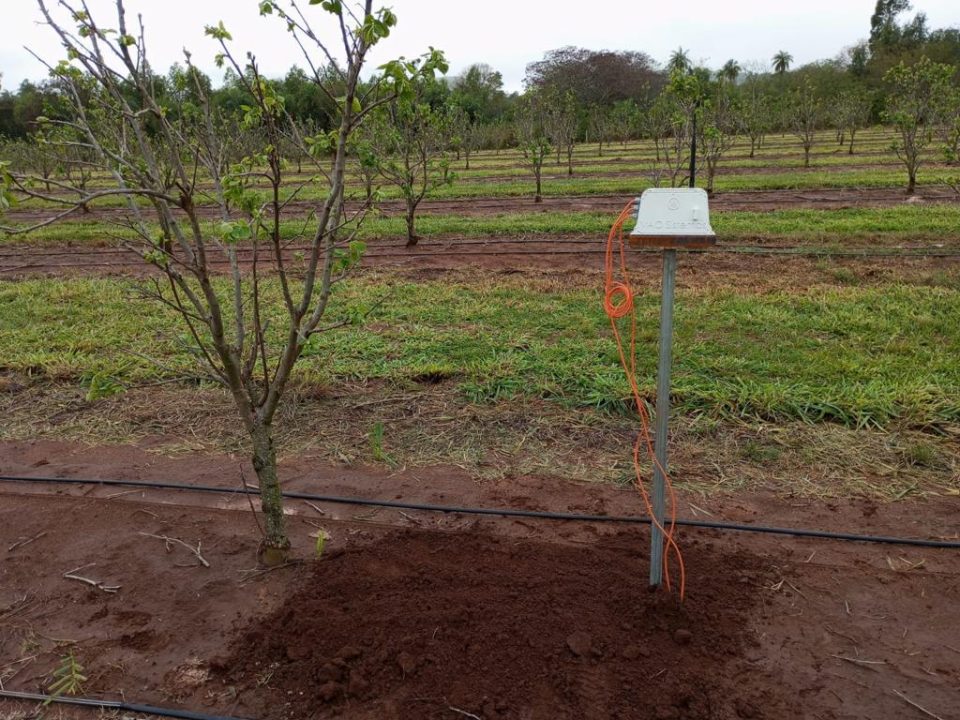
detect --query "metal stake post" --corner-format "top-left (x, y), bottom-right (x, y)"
top-left (650, 248), bottom-right (677, 588)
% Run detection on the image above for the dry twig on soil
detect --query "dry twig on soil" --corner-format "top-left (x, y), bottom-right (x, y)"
top-left (138, 532), bottom-right (210, 567)
top-left (448, 707), bottom-right (482, 720)
top-left (830, 654), bottom-right (887, 669)
top-left (62, 564), bottom-right (121, 593)
top-left (7, 531), bottom-right (48, 552)
top-left (303, 500), bottom-right (327, 515)
top-left (892, 690), bottom-right (946, 720)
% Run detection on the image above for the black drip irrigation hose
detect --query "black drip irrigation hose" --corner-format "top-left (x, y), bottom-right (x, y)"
top-left (2, 474), bottom-right (959, 549)
top-left (0, 689), bottom-right (248, 720)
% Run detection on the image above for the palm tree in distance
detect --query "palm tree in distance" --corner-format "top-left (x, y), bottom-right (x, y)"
top-left (668, 47), bottom-right (692, 74)
top-left (772, 50), bottom-right (794, 75)
top-left (720, 59), bottom-right (741, 83)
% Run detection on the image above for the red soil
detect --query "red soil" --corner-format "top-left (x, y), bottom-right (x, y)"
top-left (1, 439), bottom-right (958, 720)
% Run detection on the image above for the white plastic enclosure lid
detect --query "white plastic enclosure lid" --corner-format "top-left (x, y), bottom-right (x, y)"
top-left (629, 188), bottom-right (716, 247)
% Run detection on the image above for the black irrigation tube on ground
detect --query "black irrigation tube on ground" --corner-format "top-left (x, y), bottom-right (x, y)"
top-left (0, 689), bottom-right (248, 720)
top-left (2, 474), bottom-right (959, 550)
top-left (4, 240), bottom-right (960, 260)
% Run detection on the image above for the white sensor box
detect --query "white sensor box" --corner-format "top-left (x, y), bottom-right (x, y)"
top-left (630, 188), bottom-right (716, 248)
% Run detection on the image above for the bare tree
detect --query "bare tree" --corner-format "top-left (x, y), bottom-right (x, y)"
top-left (515, 92), bottom-right (551, 203)
top-left (0, 0), bottom-right (443, 563)
top-left (883, 57), bottom-right (954, 194)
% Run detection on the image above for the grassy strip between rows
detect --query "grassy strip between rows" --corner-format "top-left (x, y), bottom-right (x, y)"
top-left (6, 204), bottom-right (960, 247)
top-left (1, 276), bottom-right (957, 430)
top-left (9, 165), bottom-right (959, 213)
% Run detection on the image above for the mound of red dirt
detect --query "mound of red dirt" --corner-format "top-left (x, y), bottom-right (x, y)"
top-left (215, 530), bottom-right (796, 719)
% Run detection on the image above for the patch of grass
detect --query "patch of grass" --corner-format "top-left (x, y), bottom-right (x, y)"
top-left (739, 439), bottom-right (783, 464)
top-left (1, 275), bottom-right (958, 430)
top-left (899, 441), bottom-right (944, 469)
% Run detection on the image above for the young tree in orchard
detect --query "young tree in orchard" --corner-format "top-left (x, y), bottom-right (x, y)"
top-left (0, 0), bottom-right (444, 563)
top-left (650, 71), bottom-right (700, 188)
top-left (788, 80), bottom-right (824, 168)
top-left (368, 77), bottom-right (453, 247)
top-left (644, 98), bottom-right (671, 163)
top-left (5, 133), bottom-right (58, 192)
top-left (443, 104), bottom-right (468, 162)
top-left (741, 85), bottom-right (771, 158)
top-left (941, 89), bottom-right (960, 165)
top-left (443, 104), bottom-right (483, 170)
top-left (835, 89), bottom-right (873, 155)
top-left (459, 117), bottom-right (484, 171)
top-left (883, 56), bottom-right (954, 194)
top-left (545, 89), bottom-right (579, 175)
top-left (515, 92), bottom-right (551, 203)
top-left (350, 125), bottom-right (381, 208)
top-left (697, 83), bottom-right (742, 195)
top-left (609, 99), bottom-right (640, 148)
top-left (586, 104), bottom-right (609, 157)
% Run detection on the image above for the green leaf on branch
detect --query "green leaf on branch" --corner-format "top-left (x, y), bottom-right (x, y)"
top-left (219, 221), bottom-right (252, 244)
top-left (332, 240), bottom-right (366, 274)
top-left (204, 21), bottom-right (232, 42)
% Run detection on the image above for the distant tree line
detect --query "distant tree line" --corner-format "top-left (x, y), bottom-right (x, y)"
top-left (2, 0), bottom-right (959, 205)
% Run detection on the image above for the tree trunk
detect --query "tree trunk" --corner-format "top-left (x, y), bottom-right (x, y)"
top-left (251, 422), bottom-right (290, 565)
top-left (465, 149), bottom-right (471, 171)
top-left (598, 140), bottom-right (603, 157)
top-left (848, 130), bottom-right (856, 155)
top-left (364, 178), bottom-right (373, 208)
top-left (405, 201), bottom-right (418, 246)
top-left (907, 171), bottom-right (916, 195)
top-left (750, 137), bottom-right (756, 158)
top-left (567, 146), bottom-right (573, 176)
top-left (534, 165), bottom-right (543, 203)
top-left (804, 145), bottom-right (811, 168)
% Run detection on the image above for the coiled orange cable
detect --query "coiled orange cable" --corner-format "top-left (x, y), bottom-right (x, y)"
top-left (604, 200), bottom-right (686, 600)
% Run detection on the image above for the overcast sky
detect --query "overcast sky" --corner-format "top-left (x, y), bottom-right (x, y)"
top-left (2, 1), bottom-right (959, 93)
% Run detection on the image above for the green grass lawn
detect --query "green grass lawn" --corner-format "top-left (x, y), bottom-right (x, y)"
top-left (2, 276), bottom-right (957, 430)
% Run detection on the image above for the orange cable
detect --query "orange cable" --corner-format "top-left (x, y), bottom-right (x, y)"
top-left (603, 200), bottom-right (686, 600)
